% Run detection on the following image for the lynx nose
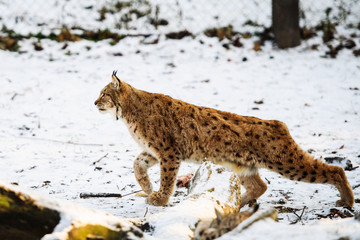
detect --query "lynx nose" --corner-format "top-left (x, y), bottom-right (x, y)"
top-left (94, 99), bottom-right (99, 106)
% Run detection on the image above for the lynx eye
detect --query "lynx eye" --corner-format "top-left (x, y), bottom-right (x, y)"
top-left (101, 93), bottom-right (105, 98)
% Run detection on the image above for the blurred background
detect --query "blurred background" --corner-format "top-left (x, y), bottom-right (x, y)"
top-left (1, 0), bottom-right (359, 55)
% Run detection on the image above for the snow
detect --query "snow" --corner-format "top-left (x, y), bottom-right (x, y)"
top-left (150, 196), bottom-right (216, 240)
top-left (219, 215), bottom-right (360, 240)
top-left (1, 1), bottom-right (360, 239)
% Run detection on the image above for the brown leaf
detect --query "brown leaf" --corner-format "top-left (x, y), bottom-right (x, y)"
top-left (253, 41), bottom-right (262, 51)
top-left (353, 49), bottom-right (360, 57)
top-left (307, 149), bottom-right (315, 154)
top-left (33, 42), bottom-right (43, 51)
top-left (58, 28), bottom-right (82, 42)
top-left (0, 37), bottom-right (19, 51)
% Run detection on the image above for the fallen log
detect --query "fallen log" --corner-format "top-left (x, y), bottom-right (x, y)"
top-left (0, 181), bottom-right (150, 240)
top-left (0, 185), bottom-right (60, 240)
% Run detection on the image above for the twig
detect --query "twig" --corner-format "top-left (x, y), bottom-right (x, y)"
top-left (11, 93), bottom-right (18, 101)
top-left (80, 193), bottom-right (122, 199)
top-left (79, 190), bottom-right (142, 199)
top-left (121, 190), bottom-right (143, 197)
top-left (290, 206), bottom-right (306, 225)
top-left (93, 153), bottom-right (108, 165)
top-left (144, 207), bottom-right (149, 218)
top-left (265, 177), bottom-right (271, 184)
top-left (353, 184), bottom-right (360, 190)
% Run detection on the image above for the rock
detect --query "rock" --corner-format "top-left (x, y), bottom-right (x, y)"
top-left (344, 39), bottom-right (356, 49)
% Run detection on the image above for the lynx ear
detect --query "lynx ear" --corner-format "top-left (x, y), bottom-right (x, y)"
top-left (111, 70), bottom-right (121, 89)
top-left (214, 208), bottom-right (223, 224)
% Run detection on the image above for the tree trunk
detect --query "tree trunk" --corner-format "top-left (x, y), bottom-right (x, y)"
top-left (272, 0), bottom-right (301, 48)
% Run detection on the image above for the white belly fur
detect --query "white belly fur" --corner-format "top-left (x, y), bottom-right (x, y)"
top-left (219, 162), bottom-right (258, 177)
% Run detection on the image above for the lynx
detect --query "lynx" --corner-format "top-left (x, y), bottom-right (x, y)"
top-left (94, 71), bottom-right (354, 208)
top-left (194, 205), bottom-right (277, 240)
top-left (194, 208), bottom-right (256, 240)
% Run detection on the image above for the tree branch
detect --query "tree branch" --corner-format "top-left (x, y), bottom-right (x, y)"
top-left (79, 190), bottom-right (142, 199)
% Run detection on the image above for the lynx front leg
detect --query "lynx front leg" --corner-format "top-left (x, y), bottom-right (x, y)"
top-left (134, 152), bottom-right (159, 195)
top-left (147, 151), bottom-right (181, 206)
top-left (240, 173), bottom-right (267, 208)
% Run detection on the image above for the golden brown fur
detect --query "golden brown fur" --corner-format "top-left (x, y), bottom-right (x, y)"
top-left (194, 205), bottom-right (259, 240)
top-left (194, 206), bottom-right (277, 240)
top-left (94, 71), bottom-right (354, 208)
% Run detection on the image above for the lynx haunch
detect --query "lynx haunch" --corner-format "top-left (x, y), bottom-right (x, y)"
top-left (94, 71), bottom-right (354, 208)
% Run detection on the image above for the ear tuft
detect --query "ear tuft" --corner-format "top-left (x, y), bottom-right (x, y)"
top-left (111, 70), bottom-right (121, 88)
top-left (252, 204), bottom-right (260, 213)
top-left (214, 208), bottom-right (223, 224)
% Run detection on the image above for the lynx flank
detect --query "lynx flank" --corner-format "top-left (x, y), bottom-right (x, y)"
top-left (94, 71), bottom-right (354, 208)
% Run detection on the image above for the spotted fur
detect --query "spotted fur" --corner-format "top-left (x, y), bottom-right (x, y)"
top-left (94, 71), bottom-right (354, 208)
top-left (194, 205), bottom-right (259, 240)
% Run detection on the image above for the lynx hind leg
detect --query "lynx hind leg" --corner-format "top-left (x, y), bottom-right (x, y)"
top-left (307, 159), bottom-right (354, 208)
top-left (271, 150), bottom-right (354, 208)
top-left (330, 165), bottom-right (354, 208)
top-left (240, 173), bottom-right (267, 208)
top-left (134, 151), bottom-right (159, 195)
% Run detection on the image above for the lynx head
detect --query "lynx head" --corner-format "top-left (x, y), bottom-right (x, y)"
top-left (94, 71), bottom-right (123, 120)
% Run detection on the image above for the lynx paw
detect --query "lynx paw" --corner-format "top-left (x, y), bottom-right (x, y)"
top-left (146, 192), bottom-right (169, 206)
top-left (336, 199), bottom-right (353, 209)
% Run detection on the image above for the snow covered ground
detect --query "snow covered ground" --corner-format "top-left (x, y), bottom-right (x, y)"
top-left (1, 34), bottom-right (359, 239)
top-left (1, 1), bottom-right (360, 239)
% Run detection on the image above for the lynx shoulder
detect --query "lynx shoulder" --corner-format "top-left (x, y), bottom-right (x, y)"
top-left (94, 71), bottom-right (354, 208)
